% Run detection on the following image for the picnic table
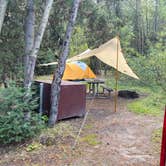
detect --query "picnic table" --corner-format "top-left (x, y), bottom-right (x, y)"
top-left (85, 79), bottom-right (105, 96)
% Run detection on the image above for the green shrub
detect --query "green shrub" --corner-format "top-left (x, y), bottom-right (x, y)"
top-left (125, 48), bottom-right (166, 92)
top-left (0, 84), bottom-right (44, 144)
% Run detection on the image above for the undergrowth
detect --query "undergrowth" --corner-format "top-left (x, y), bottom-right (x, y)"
top-left (0, 84), bottom-right (45, 145)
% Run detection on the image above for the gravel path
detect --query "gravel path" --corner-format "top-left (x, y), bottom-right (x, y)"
top-left (70, 97), bottom-right (162, 166)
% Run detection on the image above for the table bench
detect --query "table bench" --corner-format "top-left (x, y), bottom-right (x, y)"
top-left (100, 84), bottom-right (113, 96)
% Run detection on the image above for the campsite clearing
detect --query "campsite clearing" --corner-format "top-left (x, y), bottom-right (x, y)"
top-left (0, 96), bottom-right (163, 166)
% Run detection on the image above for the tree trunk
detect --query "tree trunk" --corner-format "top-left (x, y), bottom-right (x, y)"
top-left (1, 71), bottom-right (8, 88)
top-left (0, 0), bottom-right (8, 34)
top-left (145, 0), bottom-right (149, 37)
top-left (24, 0), bottom-right (54, 89)
top-left (48, 0), bottom-right (81, 127)
top-left (114, 0), bottom-right (121, 19)
top-left (134, 0), bottom-right (143, 53)
top-left (24, 0), bottom-right (35, 80)
top-left (154, 0), bottom-right (159, 33)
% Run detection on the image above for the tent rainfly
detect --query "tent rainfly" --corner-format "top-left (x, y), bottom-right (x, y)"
top-left (40, 37), bottom-right (139, 80)
top-left (62, 61), bottom-right (96, 80)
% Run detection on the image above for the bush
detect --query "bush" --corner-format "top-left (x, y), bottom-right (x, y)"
top-left (0, 84), bottom-right (44, 144)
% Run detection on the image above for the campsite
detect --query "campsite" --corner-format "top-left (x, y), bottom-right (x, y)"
top-left (0, 97), bottom-right (163, 165)
top-left (0, 0), bottom-right (166, 165)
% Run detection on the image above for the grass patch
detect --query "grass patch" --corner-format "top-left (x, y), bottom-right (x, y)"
top-left (127, 92), bottom-right (165, 116)
top-left (80, 134), bottom-right (100, 146)
top-left (26, 142), bottom-right (42, 152)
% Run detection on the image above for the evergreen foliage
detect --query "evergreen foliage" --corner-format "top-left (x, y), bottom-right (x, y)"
top-left (0, 0), bottom-right (165, 86)
top-left (0, 84), bottom-right (44, 144)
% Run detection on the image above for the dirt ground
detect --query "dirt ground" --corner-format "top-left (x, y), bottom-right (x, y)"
top-left (0, 96), bottom-right (163, 166)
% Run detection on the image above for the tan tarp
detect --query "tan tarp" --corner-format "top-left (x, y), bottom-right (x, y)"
top-left (67, 49), bottom-right (93, 62)
top-left (40, 37), bottom-right (139, 79)
top-left (94, 37), bottom-right (139, 79)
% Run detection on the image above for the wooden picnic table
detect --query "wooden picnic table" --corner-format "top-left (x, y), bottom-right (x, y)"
top-left (85, 79), bottom-right (105, 96)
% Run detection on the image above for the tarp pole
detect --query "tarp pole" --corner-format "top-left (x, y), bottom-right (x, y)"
top-left (114, 36), bottom-right (119, 112)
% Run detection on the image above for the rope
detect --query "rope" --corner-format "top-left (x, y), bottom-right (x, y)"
top-left (72, 93), bottom-right (96, 150)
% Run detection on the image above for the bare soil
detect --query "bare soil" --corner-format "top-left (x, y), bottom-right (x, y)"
top-left (0, 97), bottom-right (163, 166)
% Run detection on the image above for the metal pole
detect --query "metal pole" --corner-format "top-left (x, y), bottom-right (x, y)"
top-left (114, 36), bottom-right (119, 112)
top-left (39, 83), bottom-right (44, 115)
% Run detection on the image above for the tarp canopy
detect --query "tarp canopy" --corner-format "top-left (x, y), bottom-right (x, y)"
top-left (40, 37), bottom-right (139, 79)
top-left (62, 61), bottom-right (96, 80)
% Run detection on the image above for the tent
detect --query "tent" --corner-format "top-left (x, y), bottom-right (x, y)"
top-left (62, 61), bottom-right (96, 80)
top-left (41, 37), bottom-right (139, 79)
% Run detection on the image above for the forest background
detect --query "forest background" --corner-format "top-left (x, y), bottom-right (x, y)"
top-left (0, 0), bottom-right (165, 90)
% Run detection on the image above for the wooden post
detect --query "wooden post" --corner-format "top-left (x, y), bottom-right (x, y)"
top-left (114, 36), bottom-right (119, 112)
